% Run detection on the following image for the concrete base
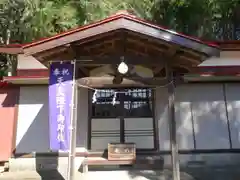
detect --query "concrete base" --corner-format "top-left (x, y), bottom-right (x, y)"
top-left (6, 153), bottom-right (240, 180)
top-left (2, 165), bottom-right (240, 180)
top-left (8, 157), bottom-right (85, 179)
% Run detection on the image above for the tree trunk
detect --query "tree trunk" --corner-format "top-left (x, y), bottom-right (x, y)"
top-left (5, 29), bottom-right (17, 76)
top-left (8, 55), bottom-right (17, 76)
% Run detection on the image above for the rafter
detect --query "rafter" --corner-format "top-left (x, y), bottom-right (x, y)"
top-left (34, 28), bottom-right (205, 75)
top-left (75, 54), bottom-right (165, 65)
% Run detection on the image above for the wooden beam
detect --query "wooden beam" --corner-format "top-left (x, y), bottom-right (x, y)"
top-left (76, 54), bottom-right (165, 65)
top-left (35, 46), bottom-right (68, 60)
top-left (165, 45), bottom-right (178, 57)
top-left (81, 39), bottom-right (116, 52)
top-left (77, 76), bottom-right (174, 88)
top-left (178, 55), bottom-right (201, 64)
top-left (127, 31), bottom-right (171, 49)
top-left (78, 67), bottom-right (89, 76)
top-left (73, 30), bottom-right (121, 46)
top-left (153, 65), bottom-right (164, 74)
top-left (166, 65), bottom-right (180, 180)
top-left (180, 47), bottom-right (203, 58)
top-left (127, 38), bottom-right (167, 52)
top-left (172, 65), bottom-right (191, 72)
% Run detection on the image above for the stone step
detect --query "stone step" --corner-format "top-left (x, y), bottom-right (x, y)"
top-left (0, 167), bottom-right (4, 174)
top-left (0, 162), bottom-right (8, 173)
top-left (8, 157), bottom-right (84, 172)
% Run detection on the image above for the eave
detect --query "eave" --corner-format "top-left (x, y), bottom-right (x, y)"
top-left (214, 40), bottom-right (240, 51)
top-left (184, 75), bottom-right (240, 82)
top-left (22, 15), bottom-right (220, 56)
top-left (0, 45), bottom-right (23, 54)
top-left (3, 76), bottom-right (48, 85)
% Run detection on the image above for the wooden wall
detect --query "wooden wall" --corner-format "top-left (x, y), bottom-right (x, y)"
top-left (0, 86), bottom-right (19, 161)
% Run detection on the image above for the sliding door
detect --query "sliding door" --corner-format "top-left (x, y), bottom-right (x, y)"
top-left (90, 88), bottom-right (155, 151)
top-left (90, 89), bottom-right (121, 150)
top-left (123, 88), bottom-right (155, 149)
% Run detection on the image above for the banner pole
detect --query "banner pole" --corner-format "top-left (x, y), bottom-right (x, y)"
top-left (67, 60), bottom-right (77, 180)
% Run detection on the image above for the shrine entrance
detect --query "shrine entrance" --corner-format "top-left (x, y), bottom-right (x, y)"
top-left (89, 87), bottom-right (156, 151)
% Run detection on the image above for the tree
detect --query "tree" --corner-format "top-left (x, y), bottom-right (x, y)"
top-left (83, 0), bottom-right (155, 22)
top-left (0, 0), bottom-right (27, 76)
top-left (0, 0), bottom-right (86, 75)
top-left (152, 0), bottom-right (240, 40)
top-left (1, 0), bottom-right (240, 76)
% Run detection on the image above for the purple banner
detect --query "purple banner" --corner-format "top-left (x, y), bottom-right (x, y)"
top-left (49, 62), bottom-right (74, 151)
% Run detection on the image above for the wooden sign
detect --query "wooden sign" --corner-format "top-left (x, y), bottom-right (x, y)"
top-left (108, 143), bottom-right (136, 161)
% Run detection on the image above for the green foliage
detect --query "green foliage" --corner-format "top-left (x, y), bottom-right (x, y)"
top-left (1, 0), bottom-right (240, 44)
top-left (1, 0), bottom-right (240, 76)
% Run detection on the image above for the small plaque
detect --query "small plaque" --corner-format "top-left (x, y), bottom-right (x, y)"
top-left (108, 143), bottom-right (136, 161)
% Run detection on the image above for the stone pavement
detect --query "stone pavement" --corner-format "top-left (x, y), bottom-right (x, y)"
top-left (0, 171), bottom-right (41, 180)
top-left (1, 168), bottom-right (239, 180)
top-left (0, 171), bottom-right (83, 180)
top-left (0, 170), bottom-right (195, 180)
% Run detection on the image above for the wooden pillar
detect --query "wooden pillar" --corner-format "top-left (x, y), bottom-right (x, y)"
top-left (166, 65), bottom-right (180, 180)
top-left (120, 93), bottom-right (125, 143)
top-left (67, 45), bottom-right (79, 180)
top-left (67, 60), bottom-right (78, 180)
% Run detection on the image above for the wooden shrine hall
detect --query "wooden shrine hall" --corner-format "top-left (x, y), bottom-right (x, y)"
top-left (0, 10), bottom-right (223, 180)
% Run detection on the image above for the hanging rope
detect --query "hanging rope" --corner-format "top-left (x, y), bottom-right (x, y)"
top-left (76, 79), bottom-right (174, 104)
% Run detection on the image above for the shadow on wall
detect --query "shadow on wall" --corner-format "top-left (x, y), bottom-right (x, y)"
top-left (225, 84), bottom-right (240, 149)
top-left (15, 87), bottom-right (50, 154)
top-left (14, 86), bottom-right (88, 179)
top-left (157, 84), bottom-right (231, 151)
top-left (14, 86), bottom-right (64, 179)
top-left (145, 84), bottom-right (240, 180)
top-left (1, 88), bottom-right (18, 107)
top-left (175, 84), bottom-right (230, 150)
top-left (189, 83), bottom-right (240, 150)
top-left (0, 87), bottom-right (19, 162)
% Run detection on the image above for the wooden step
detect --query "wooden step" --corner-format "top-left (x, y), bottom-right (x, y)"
top-left (82, 157), bottom-right (135, 173)
top-left (83, 157), bottom-right (135, 165)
